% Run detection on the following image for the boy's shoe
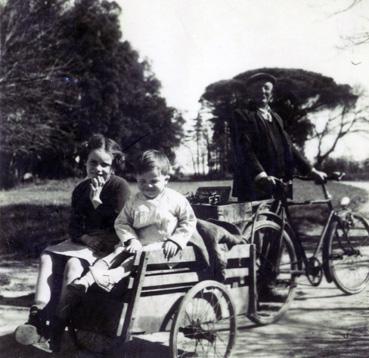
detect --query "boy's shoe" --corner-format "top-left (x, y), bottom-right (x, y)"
top-left (15, 306), bottom-right (43, 345)
top-left (89, 266), bottom-right (115, 292)
top-left (90, 266), bottom-right (131, 292)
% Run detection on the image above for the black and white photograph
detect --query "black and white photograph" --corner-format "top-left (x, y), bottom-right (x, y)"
top-left (1, 0), bottom-right (369, 357)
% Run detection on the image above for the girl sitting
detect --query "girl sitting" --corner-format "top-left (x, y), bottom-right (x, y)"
top-left (14, 134), bottom-right (131, 353)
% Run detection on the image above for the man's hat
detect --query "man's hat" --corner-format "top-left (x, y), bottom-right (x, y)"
top-left (246, 72), bottom-right (277, 85)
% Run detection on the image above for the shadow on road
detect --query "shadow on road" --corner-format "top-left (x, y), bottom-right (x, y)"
top-left (0, 333), bottom-right (55, 358)
top-left (0, 330), bottom-right (172, 358)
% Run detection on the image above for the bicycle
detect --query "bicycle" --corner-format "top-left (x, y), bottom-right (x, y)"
top-left (245, 172), bottom-right (369, 325)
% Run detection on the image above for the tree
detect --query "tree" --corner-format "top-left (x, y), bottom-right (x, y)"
top-left (58, 0), bottom-right (184, 165)
top-left (321, 156), bottom-right (369, 180)
top-left (0, 0), bottom-right (184, 187)
top-left (311, 94), bottom-right (369, 166)
top-left (184, 113), bottom-right (213, 177)
top-left (200, 68), bottom-right (360, 174)
top-left (197, 80), bottom-right (238, 176)
top-left (0, 0), bottom-right (77, 186)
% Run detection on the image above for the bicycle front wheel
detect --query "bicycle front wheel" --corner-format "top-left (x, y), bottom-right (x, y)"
top-left (327, 213), bottom-right (369, 294)
top-left (248, 220), bottom-right (298, 325)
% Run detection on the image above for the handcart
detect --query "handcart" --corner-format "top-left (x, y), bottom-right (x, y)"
top-left (70, 186), bottom-right (297, 357)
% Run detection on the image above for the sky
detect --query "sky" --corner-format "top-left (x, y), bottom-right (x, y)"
top-left (118, 0), bottom-right (369, 171)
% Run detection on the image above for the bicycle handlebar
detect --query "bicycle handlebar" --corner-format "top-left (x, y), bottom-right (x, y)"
top-left (272, 172), bottom-right (344, 204)
top-left (294, 171), bottom-right (345, 182)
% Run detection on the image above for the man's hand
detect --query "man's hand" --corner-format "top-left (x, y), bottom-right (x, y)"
top-left (89, 176), bottom-right (106, 208)
top-left (163, 240), bottom-right (180, 260)
top-left (125, 238), bottom-right (143, 254)
top-left (311, 168), bottom-right (327, 184)
top-left (255, 175), bottom-right (276, 193)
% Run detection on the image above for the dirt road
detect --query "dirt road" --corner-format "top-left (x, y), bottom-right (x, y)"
top-left (1, 181), bottom-right (369, 357)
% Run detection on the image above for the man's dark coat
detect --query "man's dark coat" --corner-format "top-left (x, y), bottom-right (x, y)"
top-left (230, 107), bottom-right (312, 201)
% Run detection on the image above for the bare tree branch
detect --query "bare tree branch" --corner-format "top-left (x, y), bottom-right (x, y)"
top-left (314, 101), bottom-right (369, 165)
top-left (328, 0), bottom-right (364, 17)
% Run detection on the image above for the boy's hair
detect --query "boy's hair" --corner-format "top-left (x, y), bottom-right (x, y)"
top-left (82, 134), bottom-right (125, 173)
top-left (135, 150), bottom-right (171, 176)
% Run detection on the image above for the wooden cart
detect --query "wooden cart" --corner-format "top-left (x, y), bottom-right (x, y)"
top-left (71, 244), bottom-right (254, 357)
top-left (70, 187), bottom-right (296, 357)
top-left (72, 189), bottom-right (296, 358)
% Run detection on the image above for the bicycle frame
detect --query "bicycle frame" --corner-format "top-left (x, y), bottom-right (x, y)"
top-left (287, 203), bottom-right (337, 282)
top-left (249, 177), bottom-right (345, 283)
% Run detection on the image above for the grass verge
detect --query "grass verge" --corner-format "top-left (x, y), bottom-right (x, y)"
top-left (0, 178), bottom-right (367, 259)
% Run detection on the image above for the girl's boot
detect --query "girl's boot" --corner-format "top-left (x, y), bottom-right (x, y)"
top-left (14, 305), bottom-right (44, 345)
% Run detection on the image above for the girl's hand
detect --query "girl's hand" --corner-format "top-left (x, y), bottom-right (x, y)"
top-left (125, 239), bottom-right (143, 253)
top-left (89, 176), bottom-right (106, 208)
top-left (163, 240), bottom-right (180, 260)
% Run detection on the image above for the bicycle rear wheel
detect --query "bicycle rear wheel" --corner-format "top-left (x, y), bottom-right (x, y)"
top-left (248, 220), bottom-right (298, 325)
top-left (327, 213), bottom-right (369, 294)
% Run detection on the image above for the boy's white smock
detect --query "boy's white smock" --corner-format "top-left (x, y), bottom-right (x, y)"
top-left (114, 187), bottom-right (196, 249)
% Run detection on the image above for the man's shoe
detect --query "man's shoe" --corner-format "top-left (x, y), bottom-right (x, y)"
top-left (258, 285), bottom-right (286, 303)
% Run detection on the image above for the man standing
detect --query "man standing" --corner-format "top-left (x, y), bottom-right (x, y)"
top-left (230, 72), bottom-right (326, 201)
top-left (229, 72), bottom-right (326, 301)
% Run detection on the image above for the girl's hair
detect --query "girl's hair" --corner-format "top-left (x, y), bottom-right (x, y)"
top-left (82, 134), bottom-right (125, 173)
top-left (135, 150), bottom-right (170, 176)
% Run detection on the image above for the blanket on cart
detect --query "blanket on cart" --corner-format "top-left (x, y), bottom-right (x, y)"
top-left (190, 219), bottom-right (246, 282)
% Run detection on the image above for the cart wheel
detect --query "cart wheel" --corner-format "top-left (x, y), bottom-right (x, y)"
top-left (169, 280), bottom-right (236, 358)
